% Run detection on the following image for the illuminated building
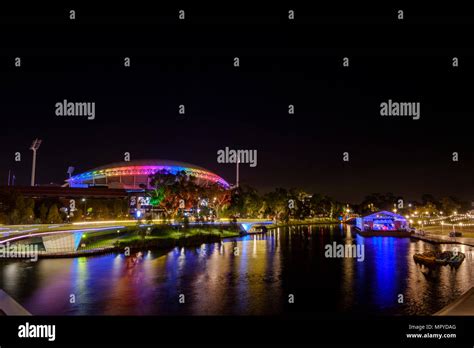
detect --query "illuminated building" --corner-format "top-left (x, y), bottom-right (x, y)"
top-left (66, 159), bottom-right (230, 189)
top-left (356, 211), bottom-right (409, 232)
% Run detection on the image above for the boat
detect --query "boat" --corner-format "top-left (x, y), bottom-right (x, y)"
top-left (413, 251), bottom-right (437, 266)
top-left (435, 251), bottom-right (451, 265)
top-left (447, 252), bottom-right (465, 267)
top-left (414, 250), bottom-right (466, 267)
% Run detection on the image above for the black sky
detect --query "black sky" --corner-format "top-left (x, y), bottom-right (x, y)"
top-left (1, 4), bottom-right (473, 203)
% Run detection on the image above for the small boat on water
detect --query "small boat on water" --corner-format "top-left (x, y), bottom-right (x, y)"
top-left (447, 252), bottom-right (465, 267)
top-left (435, 251), bottom-right (452, 265)
top-left (413, 251), bottom-right (437, 266)
top-left (414, 250), bottom-right (466, 267)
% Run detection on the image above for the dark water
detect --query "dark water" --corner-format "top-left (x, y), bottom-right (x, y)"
top-left (0, 225), bottom-right (472, 316)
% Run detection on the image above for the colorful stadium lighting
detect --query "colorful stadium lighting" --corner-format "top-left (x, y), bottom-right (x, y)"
top-left (67, 160), bottom-right (230, 189)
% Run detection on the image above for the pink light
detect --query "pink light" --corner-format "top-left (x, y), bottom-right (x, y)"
top-left (69, 164), bottom-right (229, 187)
top-left (0, 226), bottom-right (125, 244)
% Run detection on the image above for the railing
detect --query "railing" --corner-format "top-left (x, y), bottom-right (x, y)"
top-left (0, 289), bottom-right (31, 315)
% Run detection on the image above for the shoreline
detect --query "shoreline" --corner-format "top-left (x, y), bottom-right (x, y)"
top-left (266, 219), bottom-right (340, 230)
top-left (0, 221), bottom-right (339, 259)
top-left (5, 220), bottom-right (472, 260)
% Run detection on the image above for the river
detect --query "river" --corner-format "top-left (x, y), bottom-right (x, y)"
top-left (0, 224), bottom-right (472, 316)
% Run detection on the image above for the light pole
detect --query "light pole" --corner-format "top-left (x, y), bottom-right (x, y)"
top-left (67, 166), bottom-right (75, 180)
top-left (30, 138), bottom-right (42, 186)
top-left (82, 198), bottom-right (87, 219)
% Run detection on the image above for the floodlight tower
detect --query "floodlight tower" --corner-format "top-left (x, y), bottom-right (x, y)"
top-left (67, 166), bottom-right (75, 179)
top-left (30, 138), bottom-right (42, 186)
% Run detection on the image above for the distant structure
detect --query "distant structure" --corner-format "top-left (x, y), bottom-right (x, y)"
top-left (356, 211), bottom-right (409, 232)
top-left (67, 166), bottom-right (75, 179)
top-left (65, 159), bottom-right (230, 189)
top-left (29, 138), bottom-right (42, 186)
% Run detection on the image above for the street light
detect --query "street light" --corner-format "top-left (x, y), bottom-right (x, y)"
top-left (30, 138), bottom-right (42, 186)
top-left (82, 198), bottom-right (87, 218)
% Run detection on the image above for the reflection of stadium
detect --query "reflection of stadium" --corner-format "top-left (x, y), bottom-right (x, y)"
top-left (66, 159), bottom-right (230, 189)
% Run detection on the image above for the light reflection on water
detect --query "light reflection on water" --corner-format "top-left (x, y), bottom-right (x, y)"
top-left (0, 225), bottom-right (472, 316)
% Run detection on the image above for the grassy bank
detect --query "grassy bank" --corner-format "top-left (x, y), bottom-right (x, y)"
top-left (78, 225), bottom-right (241, 251)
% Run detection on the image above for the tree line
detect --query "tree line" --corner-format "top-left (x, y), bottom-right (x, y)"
top-left (0, 178), bottom-right (470, 225)
top-left (0, 192), bottom-right (129, 225)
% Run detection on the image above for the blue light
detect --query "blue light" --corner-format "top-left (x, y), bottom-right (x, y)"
top-left (241, 223), bottom-right (251, 232)
top-left (73, 232), bottom-right (83, 251)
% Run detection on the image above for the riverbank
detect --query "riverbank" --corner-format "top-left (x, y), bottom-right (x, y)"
top-left (411, 233), bottom-right (474, 247)
top-left (34, 233), bottom-right (229, 258)
top-left (266, 218), bottom-right (339, 229)
top-left (0, 289), bottom-right (31, 315)
top-left (0, 226), bottom-right (242, 259)
top-left (435, 287), bottom-right (474, 315)
top-left (37, 219), bottom-right (342, 257)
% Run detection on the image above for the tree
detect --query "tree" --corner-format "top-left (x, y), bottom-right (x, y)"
top-left (227, 185), bottom-right (263, 218)
top-left (71, 208), bottom-right (83, 222)
top-left (148, 169), bottom-right (221, 219)
top-left (11, 195), bottom-right (27, 224)
top-left (360, 192), bottom-right (397, 213)
top-left (24, 198), bottom-right (35, 223)
top-left (46, 204), bottom-right (62, 223)
top-left (264, 188), bottom-right (289, 221)
top-left (39, 203), bottom-right (49, 223)
top-left (0, 212), bottom-right (8, 224)
top-left (421, 194), bottom-right (438, 207)
top-left (440, 196), bottom-right (461, 215)
top-left (148, 169), bottom-right (188, 218)
top-left (288, 189), bottom-right (312, 220)
top-left (112, 199), bottom-right (126, 218)
top-left (205, 183), bottom-right (231, 219)
top-left (9, 209), bottom-right (21, 225)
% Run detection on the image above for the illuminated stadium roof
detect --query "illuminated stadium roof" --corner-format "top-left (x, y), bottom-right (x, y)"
top-left (67, 159), bottom-right (230, 189)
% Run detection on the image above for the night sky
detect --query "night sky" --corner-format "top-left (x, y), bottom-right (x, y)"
top-left (1, 4), bottom-right (473, 203)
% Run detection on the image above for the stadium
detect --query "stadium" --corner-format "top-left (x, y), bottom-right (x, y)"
top-left (66, 159), bottom-right (230, 190)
